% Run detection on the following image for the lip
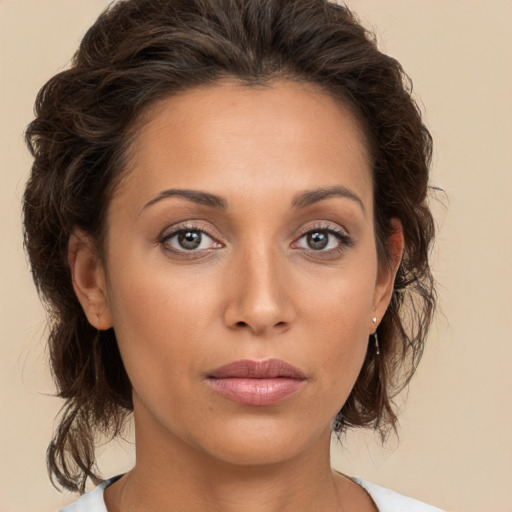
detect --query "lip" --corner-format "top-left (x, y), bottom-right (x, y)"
top-left (206, 359), bottom-right (307, 406)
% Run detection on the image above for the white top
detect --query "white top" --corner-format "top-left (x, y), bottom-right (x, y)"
top-left (59, 476), bottom-right (445, 512)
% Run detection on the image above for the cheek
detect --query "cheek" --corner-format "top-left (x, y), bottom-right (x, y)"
top-left (301, 263), bottom-right (376, 335)
top-left (298, 267), bottom-right (376, 394)
top-left (107, 236), bottom-right (208, 327)
top-left (104, 252), bottom-right (224, 393)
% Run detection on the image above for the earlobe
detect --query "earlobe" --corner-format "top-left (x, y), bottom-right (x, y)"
top-left (373, 219), bottom-right (404, 322)
top-left (68, 230), bottom-right (112, 330)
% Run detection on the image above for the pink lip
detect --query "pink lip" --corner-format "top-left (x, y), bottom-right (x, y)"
top-left (206, 359), bottom-right (306, 406)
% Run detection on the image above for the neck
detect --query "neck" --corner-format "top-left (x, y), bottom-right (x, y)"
top-left (123, 459), bottom-right (342, 512)
top-left (105, 401), bottom-right (348, 512)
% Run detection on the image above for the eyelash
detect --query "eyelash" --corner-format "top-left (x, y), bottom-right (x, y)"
top-left (158, 222), bottom-right (354, 257)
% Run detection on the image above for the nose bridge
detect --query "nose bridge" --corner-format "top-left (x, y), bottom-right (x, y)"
top-left (224, 236), bottom-right (293, 334)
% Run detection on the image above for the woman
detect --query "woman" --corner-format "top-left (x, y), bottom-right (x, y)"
top-left (23, 0), bottom-right (441, 510)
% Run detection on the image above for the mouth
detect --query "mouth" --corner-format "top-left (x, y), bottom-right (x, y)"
top-left (206, 359), bottom-right (306, 406)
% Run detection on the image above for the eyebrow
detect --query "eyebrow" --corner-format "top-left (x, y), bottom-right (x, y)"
top-left (292, 185), bottom-right (366, 215)
top-left (143, 185), bottom-right (365, 214)
top-left (143, 189), bottom-right (227, 210)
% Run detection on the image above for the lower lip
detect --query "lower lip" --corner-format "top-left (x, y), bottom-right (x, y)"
top-left (206, 377), bottom-right (305, 406)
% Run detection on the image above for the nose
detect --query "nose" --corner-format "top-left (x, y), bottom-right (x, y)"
top-left (223, 245), bottom-right (295, 336)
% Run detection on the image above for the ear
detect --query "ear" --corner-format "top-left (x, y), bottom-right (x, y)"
top-left (68, 229), bottom-right (112, 330)
top-left (372, 219), bottom-right (404, 327)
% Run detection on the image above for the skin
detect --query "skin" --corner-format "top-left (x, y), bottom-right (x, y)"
top-left (69, 80), bottom-right (402, 512)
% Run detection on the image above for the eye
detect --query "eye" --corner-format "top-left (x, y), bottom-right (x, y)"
top-left (293, 226), bottom-right (354, 253)
top-left (160, 227), bottom-right (222, 252)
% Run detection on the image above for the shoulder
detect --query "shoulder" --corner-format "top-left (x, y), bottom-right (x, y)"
top-left (58, 479), bottom-right (114, 512)
top-left (352, 478), bottom-right (446, 512)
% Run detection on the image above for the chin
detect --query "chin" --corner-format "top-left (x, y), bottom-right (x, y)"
top-left (186, 416), bottom-right (330, 468)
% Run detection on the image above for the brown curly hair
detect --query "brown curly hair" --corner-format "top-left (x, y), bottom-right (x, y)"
top-left (23, 0), bottom-right (435, 494)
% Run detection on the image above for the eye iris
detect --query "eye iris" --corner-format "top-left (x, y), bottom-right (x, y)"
top-left (178, 231), bottom-right (201, 250)
top-left (307, 231), bottom-right (329, 250)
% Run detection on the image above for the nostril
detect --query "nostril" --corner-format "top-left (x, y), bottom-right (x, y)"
top-left (235, 320), bottom-right (287, 330)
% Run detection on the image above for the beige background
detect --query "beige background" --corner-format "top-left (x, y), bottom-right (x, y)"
top-left (1, 1), bottom-right (511, 511)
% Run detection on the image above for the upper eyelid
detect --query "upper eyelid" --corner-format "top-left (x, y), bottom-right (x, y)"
top-left (159, 221), bottom-right (220, 241)
top-left (296, 221), bottom-right (349, 237)
top-left (299, 224), bottom-right (343, 233)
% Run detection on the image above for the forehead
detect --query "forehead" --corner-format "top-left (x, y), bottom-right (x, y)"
top-left (116, 80), bottom-right (373, 211)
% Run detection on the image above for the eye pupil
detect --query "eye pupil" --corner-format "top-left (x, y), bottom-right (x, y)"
top-left (178, 231), bottom-right (201, 250)
top-left (307, 231), bottom-right (329, 250)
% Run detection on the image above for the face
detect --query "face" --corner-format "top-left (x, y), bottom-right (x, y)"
top-left (72, 80), bottom-right (397, 468)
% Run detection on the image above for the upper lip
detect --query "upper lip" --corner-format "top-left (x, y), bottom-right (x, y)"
top-left (208, 359), bottom-right (306, 380)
